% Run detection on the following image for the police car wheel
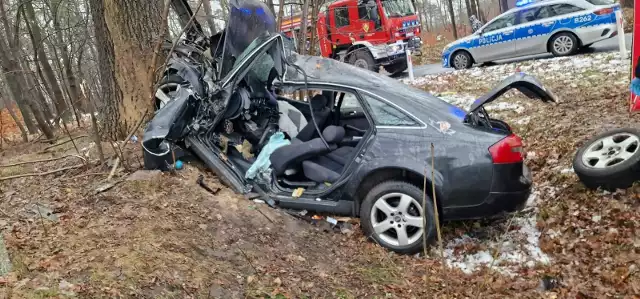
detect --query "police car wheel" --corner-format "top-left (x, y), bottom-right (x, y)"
top-left (550, 33), bottom-right (578, 56)
top-left (573, 128), bottom-right (640, 191)
top-left (451, 51), bottom-right (472, 70)
top-left (349, 50), bottom-right (377, 72)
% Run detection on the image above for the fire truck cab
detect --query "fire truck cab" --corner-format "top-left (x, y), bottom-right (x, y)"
top-left (281, 0), bottom-right (423, 74)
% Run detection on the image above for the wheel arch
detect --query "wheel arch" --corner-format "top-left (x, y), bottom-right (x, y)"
top-left (448, 48), bottom-right (474, 68)
top-left (353, 167), bottom-right (444, 218)
top-left (546, 30), bottom-right (582, 52)
top-left (346, 43), bottom-right (372, 61)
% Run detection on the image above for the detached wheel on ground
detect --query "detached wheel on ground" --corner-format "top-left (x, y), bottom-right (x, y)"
top-left (383, 60), bottom-right (408, 75)
top-left (549, 32), bottom-right (579, 57)
top-left (573, 128), bottom-right (640, 191)
top-left (348, 50), bottom-right (378, 72)
top-left (451, 50), bottom-right (473, 70)
top-left (360, 181), bottom-right (436, 254)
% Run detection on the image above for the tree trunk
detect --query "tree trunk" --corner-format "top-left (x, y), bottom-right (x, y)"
top-left (23, 1), bottom-right (70, 122)
top-left (0, 43), bottom-right (54, 140)
top-left (49, 0), bottom-right (82, 121)
top-left (299, 0), bottom-right (310, 55)
top-left (622, 0), bottom-right (633, 8)
top-left (277, 0), bottom-right (286, 29)
top-left (464, 0), bottom-right (472, 24)
top-left (202, 0), bottom-right (217, 34)
top-left (101, 0), bottom-right (164, 139)
top-left (266, 0), bottom-right (276, 18)
top-left (446, 0), bottom-right (458, 39)
top-left (0, 95), bottom-right (28, 142)
top-left (469, 0), bottom-right (478, 19)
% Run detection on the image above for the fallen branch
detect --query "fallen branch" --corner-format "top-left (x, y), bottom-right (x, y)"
top-left (0, 155), bottom-right (86, 168)
top-left (0, 164), bottom-right (85, 181)
top-left (41, 135), bottom-right (88, 152)
top-left (430, 143), bottom-right (444, 262)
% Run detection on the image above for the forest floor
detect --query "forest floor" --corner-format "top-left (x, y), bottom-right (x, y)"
top-left (0, 51), bottom-right (638, 298)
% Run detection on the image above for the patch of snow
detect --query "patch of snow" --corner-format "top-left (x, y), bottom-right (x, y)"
top-left (560, 167), bottom-right (574, 174)
top-left (443, 188), bottom-right (550, 276)
top-left (443, 213), bottom-right (550, 276)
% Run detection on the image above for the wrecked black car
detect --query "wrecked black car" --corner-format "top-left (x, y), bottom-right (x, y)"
top-left (142, 0), bottom-right (556, 254)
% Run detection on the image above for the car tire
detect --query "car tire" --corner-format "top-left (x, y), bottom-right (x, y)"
top-left (155, 74), bottom-right (186, 110)
top-left (451, 50), bottom-right (473, 70)
top-left (360, 181), bottom-right (436, 254)
top-left (549, 32), bottom-right (579, 57)
top-left (383, 60), bottom-right (407, 75)
top-left (573, 128), bottom-right (640, 191)
top-left (348, 49), bottom-right (378, 72)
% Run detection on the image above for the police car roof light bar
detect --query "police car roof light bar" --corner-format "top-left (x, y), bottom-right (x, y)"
top-left (515, 0), bottom-right (536, 7)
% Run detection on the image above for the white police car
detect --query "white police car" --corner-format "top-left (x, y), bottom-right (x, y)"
top-left (442, 0), bottom-right (621, 70)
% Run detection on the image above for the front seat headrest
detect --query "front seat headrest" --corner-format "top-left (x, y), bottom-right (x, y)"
top-left (310, 94), bottom-right (328, 110)
top-left (322, 126), bottom-right (345, 144)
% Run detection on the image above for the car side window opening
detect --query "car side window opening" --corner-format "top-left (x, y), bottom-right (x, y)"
top-left (535, 5), bottom-right (555, 20)
top-left (361, 94), bottom-right (418, 126)
top-left (551, 3), bottom-right (584, 15)
top-left (517, 7), bottom-right (542, 24)
top-left (334, 6), bottom-right (350, 28)
top-left (482, 13), bottom-right (516, 32)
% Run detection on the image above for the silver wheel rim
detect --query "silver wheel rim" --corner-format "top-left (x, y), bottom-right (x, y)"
top-left (553, 36), bottom-right (574, 55)
top-left (453, 53), bottom-right (468, 69)
top-left (370, 192), bottom-right (424, 247)
top-left (581, 133), bottom-right (640, 168)
top-left (354, 58), bottom-right (369, 69)
top-left (154, 82), bottom-right (181, 110)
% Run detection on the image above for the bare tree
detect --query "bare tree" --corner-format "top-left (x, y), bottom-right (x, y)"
top-left (202, 0), bottom-right (217, 33)
top-left (97, 0), bottom-right (165, 139)
top-left (446, 0), bottom-right (458, 39)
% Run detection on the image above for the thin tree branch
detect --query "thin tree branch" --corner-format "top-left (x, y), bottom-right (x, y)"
top-left (0, 164), bottom-right (85, 181)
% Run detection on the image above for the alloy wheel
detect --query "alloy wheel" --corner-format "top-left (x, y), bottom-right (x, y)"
top-left (453, 53), bottom-right (468, 69)
top-left (553, 36), bottom-right (574, 55)
top-left (369, 192), bottom-right (424, 247)
top-left (155, 82), bottom-right (181, 110)
top-left (581, 133), bottom-right (640, 168)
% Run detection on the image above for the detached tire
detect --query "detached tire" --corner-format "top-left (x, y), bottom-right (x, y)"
top-left (573, 128), bottom-right (640, 191)
top-left (360, 181), bottom-right (436, 254)
top-left (549, 32), bottom-right (579, 57)
top-left (348, 50), bottom-right (377, 72)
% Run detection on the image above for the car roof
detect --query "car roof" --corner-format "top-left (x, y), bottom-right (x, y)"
top-left (281, 54), bottom-right (464, 124)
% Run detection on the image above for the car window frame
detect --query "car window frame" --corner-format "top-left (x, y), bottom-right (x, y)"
top-left (550, 3), bottom-right (585, 16)
top-left (333, 6), bottom-right (350, 28)
top-left (275, 82), bottom-right (377, 128)
top-left (516, 6), bottom-right (543, 25)
top-left (358, 91), bottom-right (422, 128)
top-left (482, 12), bottom-right (517, 33)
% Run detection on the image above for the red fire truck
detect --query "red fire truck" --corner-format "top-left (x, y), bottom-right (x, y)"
top-left (280, 0), bottom-right (423, 74)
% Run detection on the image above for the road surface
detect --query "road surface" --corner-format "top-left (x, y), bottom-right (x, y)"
top-left (400, 33), bottom-right (632, 78)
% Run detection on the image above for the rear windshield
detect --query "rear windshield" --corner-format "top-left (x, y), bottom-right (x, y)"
top-left (585, 0), bottom-right (615, 5)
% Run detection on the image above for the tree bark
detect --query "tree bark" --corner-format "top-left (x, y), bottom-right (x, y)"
top-left (277, 0), bottom-right (286, 29)
top-left (101, 0), bottom-right (164, 139)
top-left (299, 0), bottom-right (310, 55)
top-left (23, 0), bottom-right (70, 122)
top-left (89, 0), bottom-right (122, 139)
top-left (446, 0), bottom-right (458, 39)
top-left (0, 41), bottom-right (54, 140)
top-left (464, 0), bottom-right (472, 23)
top-left (469, 0), bottom-right (478, 19)
top-left (49, 0), bottom-right (82, 119)
top-left (202, 0), bottom-right (217, 34)
top-left (0, 94), bottom-right (27, 142)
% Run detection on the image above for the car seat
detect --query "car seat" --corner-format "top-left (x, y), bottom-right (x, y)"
top-left (295, 94), bottom-right (330, 142)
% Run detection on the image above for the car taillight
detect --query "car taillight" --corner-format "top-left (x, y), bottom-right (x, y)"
top-left (594, 8), bottom-right (613, 15)
top-left (489, 134), bottom-right (524, 164)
